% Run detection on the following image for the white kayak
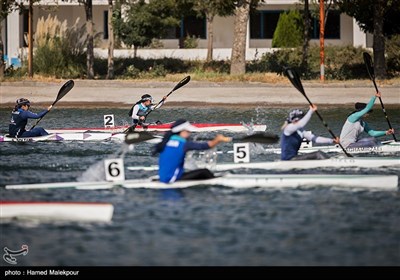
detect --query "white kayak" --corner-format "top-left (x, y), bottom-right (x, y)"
top-left (262, 140), bottom-right (400, 155)
top-left (211, 157), bottom-right (400, 171)
top-left (0, 133), bottom-right (161, 143)
top-left (127, 157), bottom-right (400, 172)
top-left (47, 122), bottom-right (267, 134)
top-left (0, 201), bottom-right (114, 222)
top-left (4, 174), bottom-right (398, 191)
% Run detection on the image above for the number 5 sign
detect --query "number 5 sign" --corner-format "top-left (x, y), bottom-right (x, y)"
top-left (233, 143), bottom-right (250, 163)
top-left (104, 158), bottom-right (125, 181)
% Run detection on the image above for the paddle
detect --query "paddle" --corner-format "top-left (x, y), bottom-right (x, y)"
top-left (283, 67), bottom-right (352, 157)
top-left (363, 52), bottom-right (397, 141)
top-left (146, 75), bottom-right (191, 117)
top-left (125, 131), bottom-right (279, 145)
top-left (124, 75), bottom-right (191, 133)
top-left (31, 80), bottom-right (74, 130)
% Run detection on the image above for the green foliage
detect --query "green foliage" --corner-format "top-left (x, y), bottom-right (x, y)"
top-left (33, 16), bottom-right (86, 78)
top-left (183, 35), bottom-right (199, 48)
top-left (272, 10), bottom-right (303, 48)
top-left (113, 0), bottom-right (179, 49)
top-left (255, 45), bottom-right (371, 80)
top-left (338, 0), bottom-right (400, 36)
top-left (386, 34), bottom-right (400, 76)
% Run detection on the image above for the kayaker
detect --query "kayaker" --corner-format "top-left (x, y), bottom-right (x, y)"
top-left (281, 105), bottom-right (340, 160)
top-left (9, 98), bottom-right (52, 138)
top-left (128, 94), bottom-right (167, 131)
top-left (153, 119), bottom-right (231, 183)
top-left (340, 91), bottom-right (395, 148)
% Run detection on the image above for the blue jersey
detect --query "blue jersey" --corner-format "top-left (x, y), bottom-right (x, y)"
top-left (9, 109), bottom-right (48, 137)
top-left (280, 129), bottom-right (303, 160)
top-left (158, 135), bottom-right (210, 183)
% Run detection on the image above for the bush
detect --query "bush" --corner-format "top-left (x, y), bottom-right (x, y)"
top-left (386, 34), bottom-right (400, 77)
top-left (272, 10), bottom-right (303, 48)
top-left (33, 15), bottom-right (86, 78)
top-left (257, 45), bottom-right (370, 80)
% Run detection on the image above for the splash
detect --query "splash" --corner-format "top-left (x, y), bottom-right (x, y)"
top-left (77, 144), bottom-right (132, 182)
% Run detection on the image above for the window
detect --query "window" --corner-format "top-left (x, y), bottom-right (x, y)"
top-left (250, 11), bottom-right (283, 39)
top-left (22, 9), bottom-right (29, 47)
top-left (103, 10), bottom-right (109, 40)
top-left (178, 16), bottom-right (206, 39)
top-left (310, 10), bottom-right (341, 39)
top-left (250, 10), bottom-right (340, 40)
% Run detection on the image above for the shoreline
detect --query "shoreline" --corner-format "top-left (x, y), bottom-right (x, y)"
top-left (1, 80), bottom-right (399, 108)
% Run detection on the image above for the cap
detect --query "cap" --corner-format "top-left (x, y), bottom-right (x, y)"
top-left (287, 109), bottom-right (304, 123)
top-left (355, 102), bottom-right (373, 113)
top-left (16, 98), bottom-right (30, 107)
top-left (171, 119), bottom-right (197, 133)
top-left (141, 94), bottom-right (154, 103)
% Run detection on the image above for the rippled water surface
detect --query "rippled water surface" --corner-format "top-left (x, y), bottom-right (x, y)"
top-left (0, 106), bottom-right (399, 266)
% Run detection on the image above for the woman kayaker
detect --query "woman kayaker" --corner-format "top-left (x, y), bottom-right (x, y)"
top-left (9, 98), bottom-right (52, 138)
top-left (128, 94), bottom-right (167, 131)
top-left (153, 119), bottom-right (231, 183)
top-left (339, 91), bottom-right (395, 148)
top-left (281, 105), bottom-right (339, 160)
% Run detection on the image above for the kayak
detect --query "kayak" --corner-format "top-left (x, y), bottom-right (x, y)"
top-left (4, 174), bottom-right (398, 191)
top-left (262, 140), bottom-right (400, 155)
top-left (0, 133), bottom-right (162, 143)
top-left (0, 201), bottom-right (114, 222)
top-left (47, 122), bottom-right (267, 133)
top-left (127, 157), bottom-right (400, 171)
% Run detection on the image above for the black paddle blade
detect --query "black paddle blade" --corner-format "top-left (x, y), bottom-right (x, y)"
top-left (53, 80), bottom-right (74, 106)
top-left (284, 67), bottom-right (306, 96)
top-left (125, 131), bottom-right (156, 144)
top-left (171, 75), bottom-right (191, 93)
top-left (239, 132), bottom-right (279, 144)
top-left (363, 52), bottom-right (375, 81)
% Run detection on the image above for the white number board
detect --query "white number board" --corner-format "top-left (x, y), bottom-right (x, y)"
top-left (104, 158), bottom-right (125, 182)
top-left (233, 143), bottom-right (250, 163)
top-left (104, 114), bottom-right (115, 128)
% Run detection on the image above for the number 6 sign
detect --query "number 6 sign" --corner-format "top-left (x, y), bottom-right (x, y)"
top-left (104, 158), bottom-right (125, 181)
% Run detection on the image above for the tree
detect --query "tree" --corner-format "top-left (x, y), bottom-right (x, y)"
top-left (106, 0), bottom-right (114, 79)
top-left (186, 0), bottom-right (236, 62)
top-left (77, 0), bottom-right (95, 79)
top-left (272, 10), bottom-right (303, 48)
top-left (113, 0), bottom-right (179, 57)
top-left (230, 0), bottom-right (263, 75)
top-left (302, 0), bottom-right (311, 70)
top-left (338, 0), bottom-right (400, 79)
top-left (0, 0), bottom-right (17, 78)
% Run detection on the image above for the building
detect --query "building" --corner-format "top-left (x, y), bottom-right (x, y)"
top-left (1, 0), bottom-right (371, 68)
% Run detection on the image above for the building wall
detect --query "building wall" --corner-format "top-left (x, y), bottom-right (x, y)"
top-left (2, 1), bottom-right (372, 66)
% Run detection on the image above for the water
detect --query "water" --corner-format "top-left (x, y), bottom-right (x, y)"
top-left (0, 106), bottom-right (399, 266)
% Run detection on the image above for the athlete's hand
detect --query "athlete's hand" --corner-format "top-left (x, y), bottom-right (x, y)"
top-left (333, 137), bottom-right (340, 144)
top-left (386, 128), bottom-right (395, 135)
top-left (310, 104), bottom-right (317, 111)
top-left (215, 134), bottom-right (232, 143)
top-left (47, 105), bottom-right (53, 111)
top-left (375, 91), bottom-right (382, 98)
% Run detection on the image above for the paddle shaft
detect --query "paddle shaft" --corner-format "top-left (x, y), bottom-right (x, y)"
top-left (31, 80), bottom-right (74, 130)
top-left (370, 74), bottom-right (397, 142)
top-left (125, 132), bottom-right (279, 145)
top-left (145, 75), bottom-right (191, 118)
